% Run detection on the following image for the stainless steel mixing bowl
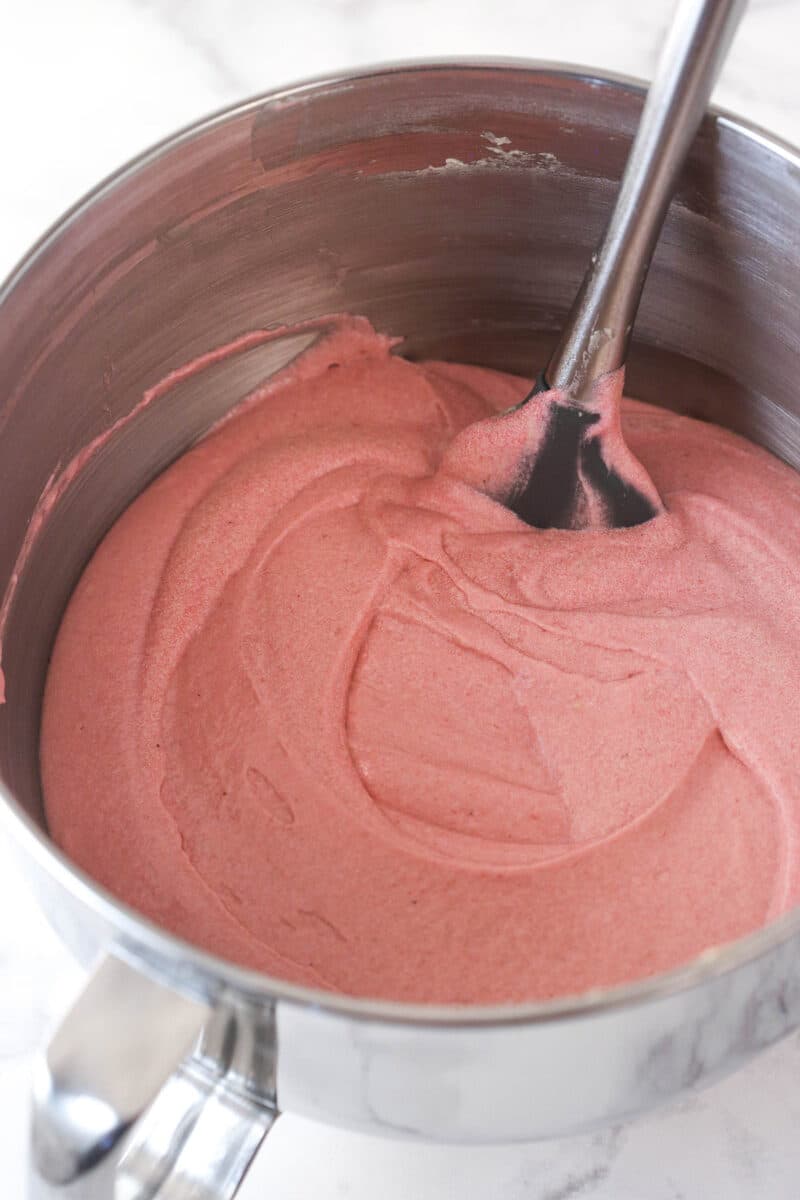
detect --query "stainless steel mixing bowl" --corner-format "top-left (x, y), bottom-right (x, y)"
top-left (2, 61), bottom-right (800, 1200)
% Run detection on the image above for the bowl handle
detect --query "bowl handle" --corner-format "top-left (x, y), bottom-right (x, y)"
top-left (30, 954), bottom-right (279, 1198)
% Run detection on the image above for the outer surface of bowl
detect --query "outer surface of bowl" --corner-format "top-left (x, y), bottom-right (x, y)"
top-left (2, 64), bottom-right (800, 1187)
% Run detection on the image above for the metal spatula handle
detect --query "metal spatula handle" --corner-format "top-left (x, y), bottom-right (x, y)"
top-left (544, 0), bottom-right (747, 400)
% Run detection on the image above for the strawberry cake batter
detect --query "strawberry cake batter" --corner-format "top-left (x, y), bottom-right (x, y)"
top-left (40, 319), bottom-right (800, 1003)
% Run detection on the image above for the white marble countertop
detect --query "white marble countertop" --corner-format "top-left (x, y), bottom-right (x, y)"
top-left (3, 1), bottom-right (800, 1196)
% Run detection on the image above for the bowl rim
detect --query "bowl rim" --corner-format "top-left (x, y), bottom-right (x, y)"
top-left (2, 55), bottom-right (800, 1029)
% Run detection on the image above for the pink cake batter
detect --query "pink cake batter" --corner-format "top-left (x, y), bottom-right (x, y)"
top-left (40, 319), bottom-right (800, 1003)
